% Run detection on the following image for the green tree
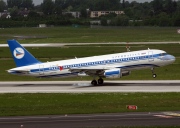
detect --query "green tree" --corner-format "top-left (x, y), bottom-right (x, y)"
top-left (0, 0), bottom-right (6, 12)
top-left (53, 0), bottom-right (63, 15)
top-left (55, 0), bottom-right (67, 10)
top-left (20, 0), bottom-right (34, 9)
top-left (112, 14), bottom-right (129, 26)
top-left (80, 8), bottom-right (87, 18)
top-left (7, 0), bottom-right (34, 9)
top-left (157, 12), bottom-right (171, 26)
top-left (41, 0), bottom-right (55, 15)
top-left (163, 0), bottom-right (177, 15)
top-left (28, 11), bottom-right (40, 18)
top-left (8, 6), bottom-right (19, 18)
top-left (7, 0), bottom-right (20, 8)
top-left (101, 17), bottom-right (107, 26)
top-left (92, 0), bottom-right (119, 11)
top-left (177, 1), bottom-right (180, 12)
top-left (152, 0), bottom-right (163, 15)
top-left (173, 12), bottom-right (180, 26)
top-left (124, 7), bottom-right (133, 18)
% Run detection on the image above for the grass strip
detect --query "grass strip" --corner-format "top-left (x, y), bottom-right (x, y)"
top-left (0, 27), bottom-right (180, 43)
top-left (0, 93), bottom-right (179, 116)
top-left (1, 44), bottom-right (180, 58)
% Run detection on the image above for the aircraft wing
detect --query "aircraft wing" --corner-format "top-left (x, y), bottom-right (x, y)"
top-left (69, 68), bottom-right (104, 76)
top-left (69, 66), bottom-right (123, 76)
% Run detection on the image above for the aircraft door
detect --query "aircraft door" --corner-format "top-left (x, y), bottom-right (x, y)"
top-left (148, 51), bottom-right (154, 62)
top-left (39, 65), bottom-right (44, 75)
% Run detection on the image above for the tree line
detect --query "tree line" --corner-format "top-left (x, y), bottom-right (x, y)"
top-left (0, 0), bottom-right (180, 27)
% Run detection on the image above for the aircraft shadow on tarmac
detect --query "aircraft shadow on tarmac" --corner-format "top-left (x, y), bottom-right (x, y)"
top-left (13, 83), bottom-right (102, 86)
top-left (73, 83), bottom-right (180, 88)
top-left (14, 83), bottom-right (131, 87)
top-left (13, 82), bottom-right (180, 88)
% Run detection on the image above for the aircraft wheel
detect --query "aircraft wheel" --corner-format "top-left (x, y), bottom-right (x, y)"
top-left (98, 78), bottom-right (104, 85)
top-left (91, 80), bottom-right (97, 86)
top-left (152, 74), bottom-right (157, 78)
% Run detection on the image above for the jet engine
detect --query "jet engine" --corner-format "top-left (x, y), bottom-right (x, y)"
top-left (104, 68), bottom-right (122, 79)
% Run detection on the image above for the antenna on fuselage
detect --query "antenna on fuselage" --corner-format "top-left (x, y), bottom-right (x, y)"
top-left (126, 42), bottom-right (130, 52)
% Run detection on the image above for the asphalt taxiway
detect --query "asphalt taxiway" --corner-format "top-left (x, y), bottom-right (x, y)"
top-left (0, 111), bottom-right (180, 128)
top-left (0, 80), bottom-right (180, 93)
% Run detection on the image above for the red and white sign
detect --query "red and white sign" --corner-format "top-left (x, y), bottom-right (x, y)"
top-left (126, 105), bottom-right (138, 110)
top-left (177, 29), bottom-right (180, 34)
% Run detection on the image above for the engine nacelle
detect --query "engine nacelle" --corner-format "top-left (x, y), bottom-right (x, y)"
top-left (104, 68), bottom-right (122, 79)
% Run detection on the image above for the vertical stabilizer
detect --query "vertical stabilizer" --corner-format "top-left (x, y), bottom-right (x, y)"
top-left (7, 40), bottom-right (41, 67)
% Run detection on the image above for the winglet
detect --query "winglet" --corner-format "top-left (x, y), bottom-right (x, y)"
top-left (7, 40), bottom-right (41, 67)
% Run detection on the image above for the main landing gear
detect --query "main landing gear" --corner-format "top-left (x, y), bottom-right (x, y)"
top-left (151, 67), bottom-right (157, 78)
top-left (91, 78), bottom-right (104, 86)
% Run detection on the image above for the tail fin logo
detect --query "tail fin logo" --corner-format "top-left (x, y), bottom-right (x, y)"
top-left (13, 47), bottom-right (25, 59)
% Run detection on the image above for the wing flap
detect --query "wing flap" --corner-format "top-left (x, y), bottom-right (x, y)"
top-left (69, 66), bottom-right (121, 76)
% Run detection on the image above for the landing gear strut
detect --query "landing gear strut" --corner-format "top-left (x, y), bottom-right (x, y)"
top-left (151, 67), bottom-right (157, 78)
top-left (91, 78), bottom-right (104, 86)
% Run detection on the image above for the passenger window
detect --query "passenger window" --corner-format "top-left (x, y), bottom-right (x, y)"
top-left (161, 53), bottom-right (166, 56)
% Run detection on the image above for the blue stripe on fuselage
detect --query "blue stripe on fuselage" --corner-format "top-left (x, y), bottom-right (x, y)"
top-left (38, 64), bottom-right (159, 78)
top-left (30, 53), bottom-right (164, 74)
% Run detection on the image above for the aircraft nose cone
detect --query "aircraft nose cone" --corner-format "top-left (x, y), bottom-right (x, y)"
top-left (167, 55), bottom-right (176, 63)
top-left (170, 55), bottom-right (176, 62)
top-left (162, 55), bottom-right (175, 62)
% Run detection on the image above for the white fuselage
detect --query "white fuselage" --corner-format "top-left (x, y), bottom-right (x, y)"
top-left (8, 49), bottom-right (175, 78)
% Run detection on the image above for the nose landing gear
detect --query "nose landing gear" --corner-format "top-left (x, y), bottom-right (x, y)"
top-left (151, 67), bottom-right (157, 78)
top-left (152, 74), bottom-right (157, 78)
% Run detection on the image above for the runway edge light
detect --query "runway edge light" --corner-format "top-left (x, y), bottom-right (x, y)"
top-left (126, 105), bottom-right (138, 110)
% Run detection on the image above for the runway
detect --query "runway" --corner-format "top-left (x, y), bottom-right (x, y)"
top-left (0, 111), bottom-right (180, 128)
top-left (0, 42), bottom-right (180, 47)
top-left (0, 80), bottom-right (180, 93)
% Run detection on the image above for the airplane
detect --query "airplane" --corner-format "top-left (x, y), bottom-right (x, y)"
top-left (7, 40), bottom-right (175, 85)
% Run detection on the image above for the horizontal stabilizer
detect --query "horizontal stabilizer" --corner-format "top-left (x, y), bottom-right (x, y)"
top-left (8, 69), bottom-right (30, 74)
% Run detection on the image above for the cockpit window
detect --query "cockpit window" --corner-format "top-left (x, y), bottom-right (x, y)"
top-left (160, 53), bottom-right (167, 56)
